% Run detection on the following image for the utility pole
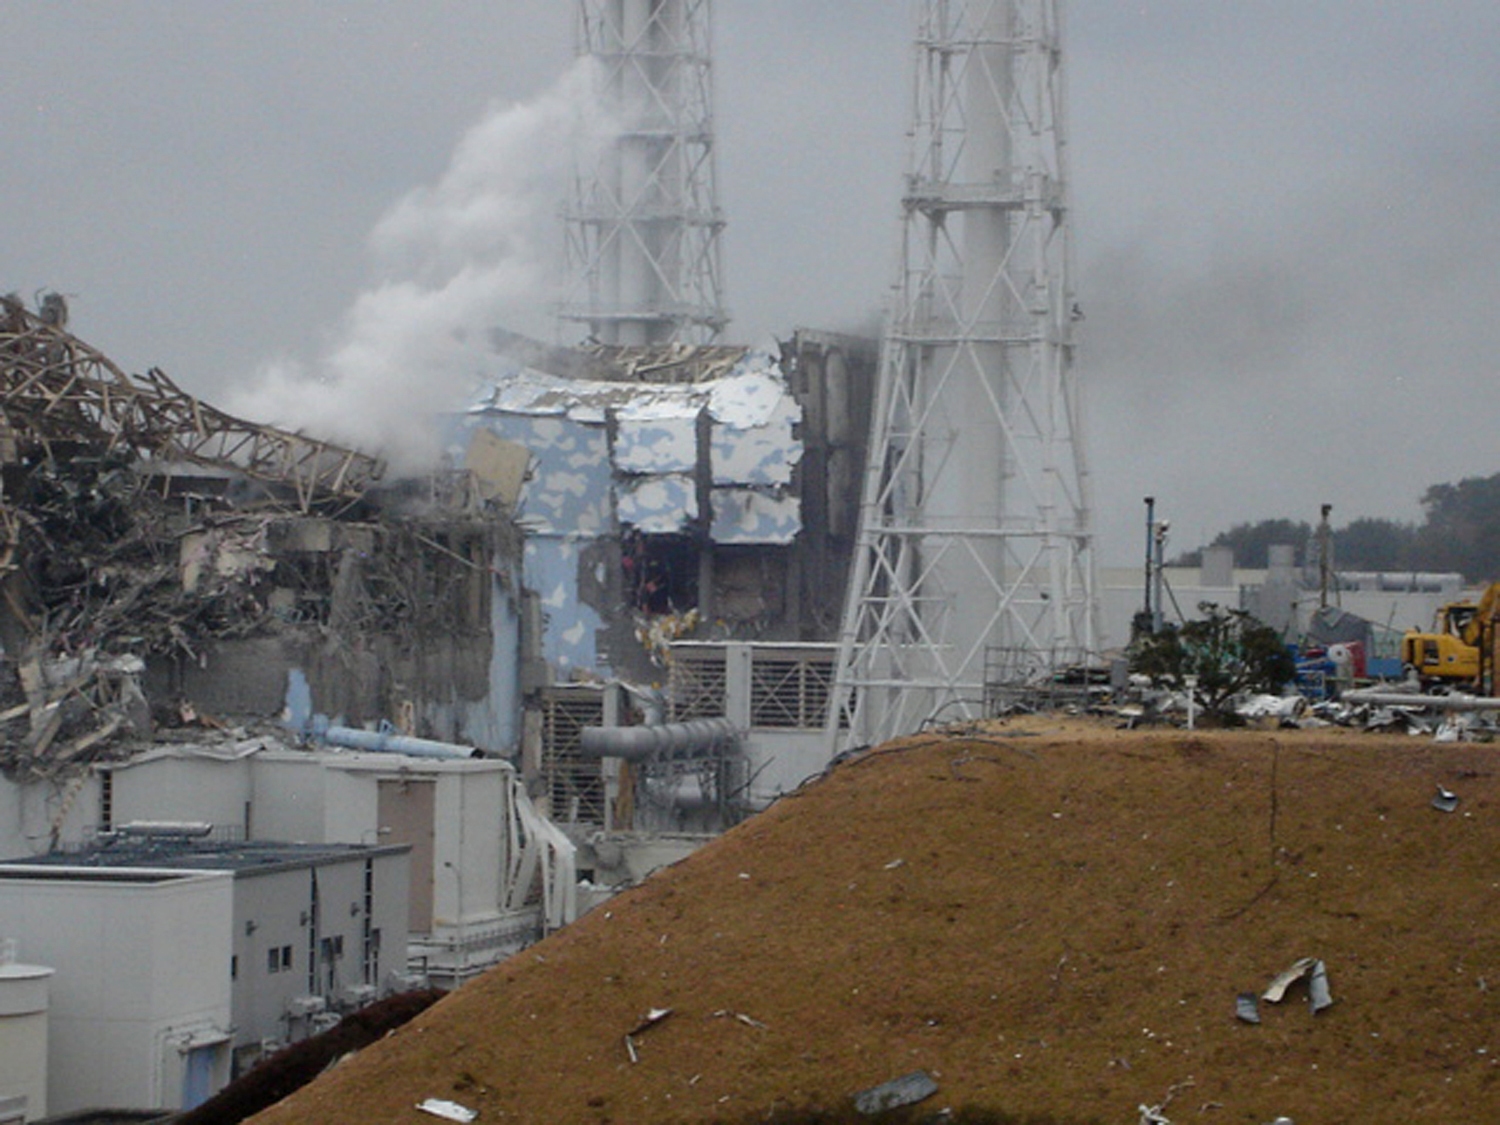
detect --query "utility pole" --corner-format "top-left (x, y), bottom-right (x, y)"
top-left (561, 0), bottom-right (728, 345)
top-left (1141, 497), bottom-right (1156, 635)
top-left (828, 0), bottom-right (1096, 750)
top-left (1316, 503), bottom-right (1334, 610)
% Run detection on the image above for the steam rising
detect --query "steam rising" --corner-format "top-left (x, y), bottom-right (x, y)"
top-left (228, 60), bottom-right (612, 471)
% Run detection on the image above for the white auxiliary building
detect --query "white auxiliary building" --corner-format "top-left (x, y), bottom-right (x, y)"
top-left (0, 836), bottom-right (410, 1114)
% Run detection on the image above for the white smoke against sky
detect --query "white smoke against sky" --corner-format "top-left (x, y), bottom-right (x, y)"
top-left (228, 59), bottom-right (612, 471)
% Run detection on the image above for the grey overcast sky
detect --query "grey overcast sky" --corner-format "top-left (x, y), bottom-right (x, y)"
top-left (5, 2), bottom-right (1500, 565)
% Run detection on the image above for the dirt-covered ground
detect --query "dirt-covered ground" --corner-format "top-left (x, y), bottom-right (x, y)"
top-left (247, 718), bottom-right (1500, 1123)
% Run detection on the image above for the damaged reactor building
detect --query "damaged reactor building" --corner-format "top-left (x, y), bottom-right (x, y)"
top-left (0, 288), bottom-right (875, 1107)
top-left (0, 1), bottom-right (899, 1113)
top-left (0, 291), bottom-right (877, 856)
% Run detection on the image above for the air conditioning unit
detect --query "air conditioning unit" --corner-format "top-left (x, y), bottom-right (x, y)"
top-left (310, 1011), bottom-right (341, 1035)
top-left (342, 983), bottom-right (377, 1008)
top-left (386, 971), bottom-right (427, 994)
top-left (285, 995), bottom-right (326, 1018)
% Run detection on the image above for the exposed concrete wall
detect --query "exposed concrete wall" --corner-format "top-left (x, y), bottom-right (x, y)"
top-left (783, 331), bottom-right (877, 641)
top-left (176, 638), bottom-right (291, 717)
top-left (142, 586), bottom-right (519, 756)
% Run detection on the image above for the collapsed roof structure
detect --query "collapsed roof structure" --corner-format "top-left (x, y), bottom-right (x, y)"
top-left (0, 295), bottom-right (526, 788)
top-left (0, 294), bottom-right (381, 512)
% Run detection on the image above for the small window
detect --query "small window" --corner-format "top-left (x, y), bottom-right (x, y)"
top-left (231, 955), bottom-right (238, 981)
top-left (266, 948), bottom-right (279, 974)
top-left (280, 945), bottom-right (293, 970)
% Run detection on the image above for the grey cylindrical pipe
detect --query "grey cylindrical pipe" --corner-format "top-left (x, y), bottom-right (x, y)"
top-left (320, 725), bottom-right (484, 760)
top-left (1342, 690), bottom-right (1500, 713)
top-left (579, 718), bottom-right (738, 762)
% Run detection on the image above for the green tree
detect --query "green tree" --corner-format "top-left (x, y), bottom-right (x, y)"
top-left (1130, 603), bottom-right (1295, 717)
top-left (1333, 517), bottom-right (1418, 573)
top-left (1415, 474), bottom-right (1500, 583)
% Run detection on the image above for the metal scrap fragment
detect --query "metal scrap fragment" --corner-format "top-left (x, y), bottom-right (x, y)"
top-left (1262, 956), bottom-right (1333, 1013)
top-left (1138, 1078), bottom-right (1194, 1125)
top-left (1307, 960), bottom-right (1333, 1013)
top-left (624, 1007), bottom-right (673, 1063)
top-left (628, 1007), bottom-right (673, 1035)
top-left (853, 1070), bottom-right (938, 1115)
top-left (1235, 991), bottom-right (1261, 1024)
top-left (416, 1098), bottom-right (478, 1123)
top-left (1262, 957), bottom-right (1316, 1003)
top-left (712, 1009), bottom-right (767, 1029)
top-left (1432, 784), bottom-right (1460, 813)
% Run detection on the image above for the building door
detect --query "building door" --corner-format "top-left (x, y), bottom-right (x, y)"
top-left (377, 778), bottom-right (436, 934)
top-left (181, 1044), bottom-right (218, 1109)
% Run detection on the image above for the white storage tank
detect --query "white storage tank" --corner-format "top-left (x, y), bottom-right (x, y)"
top-left (0, 938), bottom-right (54, 1122)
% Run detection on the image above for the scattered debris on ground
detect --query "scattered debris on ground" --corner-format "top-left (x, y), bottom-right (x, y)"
top-left (245, 720), bottom-right (1500, 1124)
top-left (852, 1070), bottom-right (938, 1115)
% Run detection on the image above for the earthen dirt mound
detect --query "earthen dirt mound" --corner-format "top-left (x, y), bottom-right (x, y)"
top-left (247, 720), bottom-right (1500, 1123)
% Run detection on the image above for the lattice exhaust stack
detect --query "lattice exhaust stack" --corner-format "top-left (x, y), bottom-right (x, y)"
top-left (829, 0), bottom-right (1097, 749)
top-left (561, 0), bottom-right (728, 345)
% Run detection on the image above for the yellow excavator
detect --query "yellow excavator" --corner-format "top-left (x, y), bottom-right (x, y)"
top-left (1401, 582), bottom-right (1500, 690)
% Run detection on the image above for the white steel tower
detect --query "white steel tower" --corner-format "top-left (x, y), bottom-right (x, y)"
top-left (561, 0), bottom-right (728, 345)
top-left (829, 0), bottom-right (1095, 748)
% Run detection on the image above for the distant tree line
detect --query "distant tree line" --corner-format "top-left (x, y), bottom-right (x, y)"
top-left (1171, 472), bottom-right (1500, 584)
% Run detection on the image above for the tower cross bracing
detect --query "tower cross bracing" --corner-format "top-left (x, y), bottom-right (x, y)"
top-left (562, 0), bottom-right (728, 345)
top-left (829, 0), bottom-right (1096, 748)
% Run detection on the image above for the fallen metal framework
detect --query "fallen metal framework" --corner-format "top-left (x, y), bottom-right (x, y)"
top-left (0, 296), bottom-right (382, 511)
top-left (0, 296), bottom-right (531, 787)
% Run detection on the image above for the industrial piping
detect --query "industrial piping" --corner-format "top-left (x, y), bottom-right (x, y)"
top-left (1341, 689), bottom-right (1500, 713)
top-left (578, 717), bottom-right (738, 763)
top-left (312, 720), bottom-right (485, 760)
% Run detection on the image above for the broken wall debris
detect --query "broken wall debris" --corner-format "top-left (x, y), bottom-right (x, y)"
top-left (456, 331), bottom-right (875, 682)
top-left (0, 295), bottom-right (527, 779)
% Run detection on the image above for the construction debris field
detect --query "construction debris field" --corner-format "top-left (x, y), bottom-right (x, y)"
top-left (249, 719), bottom-right (1500, 1124)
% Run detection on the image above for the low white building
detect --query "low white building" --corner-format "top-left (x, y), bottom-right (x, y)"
top-left (1098, 553), bottom-right (1467, 659)
top-left (100, 741), bottom-right (573, 986)
top-left (0, 836), bottom-right (409, 1110)
top-left (0, 863), bottom-right (233, 1115)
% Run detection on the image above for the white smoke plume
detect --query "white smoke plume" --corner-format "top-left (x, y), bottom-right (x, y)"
top-left (228, 59), bottom-right (612, 472)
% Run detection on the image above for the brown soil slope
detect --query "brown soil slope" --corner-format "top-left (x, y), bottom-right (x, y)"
top-left (249, 722), bottom-right (1500, 1124)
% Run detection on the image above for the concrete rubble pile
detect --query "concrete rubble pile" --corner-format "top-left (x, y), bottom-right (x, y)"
top-left (0, 294), bottom-right (521, 782)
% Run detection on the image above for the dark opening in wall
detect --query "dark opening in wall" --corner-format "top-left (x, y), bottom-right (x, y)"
top-left (623, 532), bottom-right (699, 614)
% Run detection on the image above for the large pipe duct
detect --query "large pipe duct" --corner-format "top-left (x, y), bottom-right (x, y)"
top-left (315, 722), bottom-right (485, 760)
top-left (579, 717), bottom-right (738, 763)
top-left (1341, 690), bottom-right (1500, 713)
